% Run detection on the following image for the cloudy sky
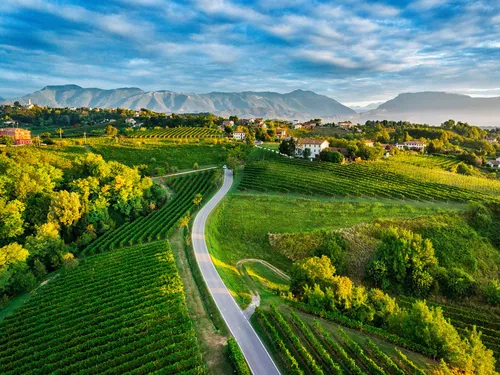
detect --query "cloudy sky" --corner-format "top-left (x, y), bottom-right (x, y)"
top-left (1, 0), bottom-right (499, 105)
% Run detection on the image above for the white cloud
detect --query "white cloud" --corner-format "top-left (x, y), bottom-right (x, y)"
top-left (294, 50), bottom-right (360, 69)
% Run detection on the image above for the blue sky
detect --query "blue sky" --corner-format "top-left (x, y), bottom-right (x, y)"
top-left (1, 0), bottom-right (499, 105)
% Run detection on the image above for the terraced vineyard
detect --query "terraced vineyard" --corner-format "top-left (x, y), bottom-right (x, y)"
top-left (398, 296), bottom-right (500, 366)
top-left (240, 151), bottom-right (500, 203)
top-left (391, 154), bottom-right (460, 171)
top-left (84, 169), bottom-right (219, 255)
top-left (0, 241), bottom-right (205, 375)
top-left (129, 127), bottom-right (222, 139)
top-left (255, 306), bottom-right (428, 375)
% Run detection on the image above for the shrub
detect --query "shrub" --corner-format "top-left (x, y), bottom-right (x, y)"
top-left (227, 338), bottom-right (251, 375)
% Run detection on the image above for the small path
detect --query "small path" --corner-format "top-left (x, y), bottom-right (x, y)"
top-left (236, 259), bottom-right (291, 281)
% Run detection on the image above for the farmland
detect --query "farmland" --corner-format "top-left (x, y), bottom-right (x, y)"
top-left (240, 150), bottom-right (500, 202)
top-left (129, 127), bottom-right (223, 139)
top-left (254, 306), bottom-right (433, 375)
top-left (0, 241), bottom-right (205, 374)
top-left (84, 169), bottom-right (220, 255)
top-left (88, 138), bottom-right (228, 173)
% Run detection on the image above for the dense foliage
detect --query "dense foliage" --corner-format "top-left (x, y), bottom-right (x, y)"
top-left (0, 149), bottom-right (157, 304)
top-left (0, 241), bottom-right (205, 374)
top-left (84, 169), bottom-right (220, 255)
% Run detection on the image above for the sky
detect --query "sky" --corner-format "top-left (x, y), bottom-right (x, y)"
top-left (0, 0), bottom-right (500, 106)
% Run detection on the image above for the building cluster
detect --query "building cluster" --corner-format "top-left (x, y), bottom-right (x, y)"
top-left (486, 157), bottom-right (500, 168)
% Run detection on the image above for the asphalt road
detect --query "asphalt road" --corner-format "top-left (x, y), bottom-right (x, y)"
top-left (191, 169), bottom-right (281, 375)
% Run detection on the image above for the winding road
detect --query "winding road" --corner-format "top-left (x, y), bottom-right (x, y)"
top-left (191, 169), bottom-right (281, 375)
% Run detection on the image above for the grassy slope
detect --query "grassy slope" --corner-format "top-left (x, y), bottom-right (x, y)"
top-left (206, 192), bottom-right (461, 308)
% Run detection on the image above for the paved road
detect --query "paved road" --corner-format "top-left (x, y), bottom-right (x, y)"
top-left (152, 166), bottom-right (218, 180)
top-left (191, 169), bottom-right (281, 375)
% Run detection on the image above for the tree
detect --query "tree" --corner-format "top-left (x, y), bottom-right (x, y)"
top-left (178, 213), bottom-right (191, 231)
top-left (193, 193), bottom-right (202, 206)
top-left (55, 128), bottom-right (64, 138)
top-left (0, 135), bottom-right (13, 146)
top-left (279, 138), bottom-right (296, 156)
top-left (319, 150), bottom-right (344, 163)
top-left (369, 227), bottom-right (437, 296)
top-left (302, 148), bottom-right (311, 159)
top-left (48, 190), bottom-right (82, 227)
top-left (0, 199), bottom-right (25, 245)
top-left (105, 125), bottom-right (118, 136)
top-left (290, 256), bottom-right (337, 296)
top-left (193, 162), bottom-right (199, 170)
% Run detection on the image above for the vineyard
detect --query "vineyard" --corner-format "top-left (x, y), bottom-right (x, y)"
top-left (129, 127), bottom-right (223, 139)
top-left (255, 306), bottom-right (429, 375)
top-left (239, 151), bottom-right (500, 203)
top-left (398, 296), bottom-right (500, 367)
top-left (0, 241), bottom-right (205, 375)
top-left (391, 154), bottom-right (460, 171)
top-left (84, 169), bottom-right (219, 255)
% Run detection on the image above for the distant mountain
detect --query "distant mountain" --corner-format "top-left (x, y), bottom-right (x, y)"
top-left (7, 85), bottom-right (356, 120)
top-left (350, 102), bottom-right (383, 113)
top-left (359, 92), bottom-right (500, 127)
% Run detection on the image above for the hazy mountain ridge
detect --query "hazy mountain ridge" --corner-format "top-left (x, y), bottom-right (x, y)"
top-left (357, 92), bottom-right (500, 127)
top-left (3, 87), bottom-right (500, 126)
top-left (4, 85), bottom-right (355, 120)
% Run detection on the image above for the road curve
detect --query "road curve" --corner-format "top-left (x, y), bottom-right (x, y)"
top-left (191, 169), bottom-right (281, 375)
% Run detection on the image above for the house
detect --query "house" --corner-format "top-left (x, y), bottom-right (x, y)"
top-left (296, 138), bottom-right (330, 158)
top-left (485, 137), bottom-right (498, 144)
top-left (302, 121), bottom-right (317, 130)
top-left (294, 123), bottom-right (303, 130)
top-left (276, 128), bottom-right (287, 139)
top-left (486, 160), bottom-right (500, 168)
top-left (233, 131), bottom-right (246, 141)
top-left (0, 127), bottom-right (32, 145)
top-left (2, 120), bottom-right (18, 126)
top-left (222, 120), bottom-right (234, 127)
top-left (24, 99), bottom-right (34, 110)
top-left (364, 140), bottom-right (374, 147)
top-left (255, 122), bottom-right (267, 129)
top-left (338, 121), bottom-right (354, 129)
top-left (125, 118), bottom-right (137, 125)
top-left (397, 141), bottom-right (426, 151)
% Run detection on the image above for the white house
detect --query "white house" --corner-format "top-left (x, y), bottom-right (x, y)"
top-left (293, 123), bottom-right (303, 130)
top-left (338, 121), bottom-right (354, 129)
top-left (233, 131), bottom-right (246, 141)
top-left (125, 118), bottom-right (137, 125)
top-left (486, 157), bottom-right (500, 168)
top-left (296, 138), bottom-right (330, 158)
top-left (396, 141), bottom-right (426, 151)
top-left (222, 120), bottom-right (234, 127)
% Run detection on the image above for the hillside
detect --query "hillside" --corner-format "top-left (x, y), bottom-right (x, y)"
top-left (359, 92), bottom-right (500, 126)
top-left (5, 85), bottom-right (356, 120)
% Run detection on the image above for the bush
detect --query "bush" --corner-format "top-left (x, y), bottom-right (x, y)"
top-left (227, 338), bottom-right (251, 375)
top-left (484, 279), bottom-right (500, 306)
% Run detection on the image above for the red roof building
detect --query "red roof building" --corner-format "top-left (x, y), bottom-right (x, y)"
top-left (0, 128), bottom-right (32, 145)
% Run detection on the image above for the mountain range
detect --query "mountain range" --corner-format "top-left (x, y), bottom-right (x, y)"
top-left (2, 86), bottom-right (500, 126)
top-left (3, 85), bottom-right (355, 121)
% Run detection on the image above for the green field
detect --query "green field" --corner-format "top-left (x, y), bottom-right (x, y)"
top-left (254, 306), bottom-right (434, 375)
top-left (88, 138), bottom-right (228, 173)
top-left (240, 150), bottom-right (500, 202)
top-left (206, 193), bottom-right (459, 307)
top-left (0, 241), bottom-right (205, 374)
top-left (129, 127), bottom-right (223, 139)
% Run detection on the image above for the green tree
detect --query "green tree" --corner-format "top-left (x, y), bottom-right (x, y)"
top-left (279, 138), bottom-right (296, 156)
top-left (178, 213), bottom-right (191, 231)
top-left (48, 190), bottom-right (82, 227)
top-left (193, 193), bottom-right (203, 206)
top-left (0, 199), bottom-right (25, 244)
top-left (369, 227), bottom-right (437, 296)
top-left (319, 150), bottom-right (344, 163)
top-left (290, 256), bottom-right (337, 296)
top-left (302, 148), bottom-right (311, 159)
top-left (105, 125), bottom-right (118, 136)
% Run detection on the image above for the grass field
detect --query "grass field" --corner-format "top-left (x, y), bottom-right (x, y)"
top-left (0, 241), bottom-right (205, 374)
top-left (88, 138), bottom-right (228, 173)
top-left (206, 193), bottom-right (460, 308)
